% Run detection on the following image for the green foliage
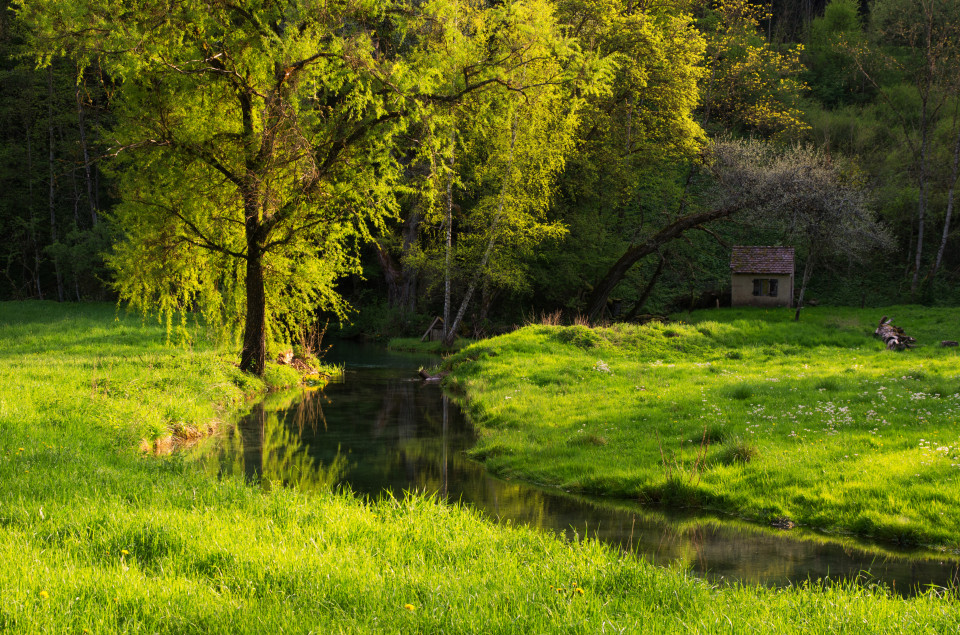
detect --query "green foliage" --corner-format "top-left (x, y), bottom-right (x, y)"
top-left (698, 0), bottom-right (808, 136)
top-left (805, 0), bottom-right (872, 107)
top-left (511, 0), bottom-right (708, 317)
top-left (17, 0), bottom-right (605, 371)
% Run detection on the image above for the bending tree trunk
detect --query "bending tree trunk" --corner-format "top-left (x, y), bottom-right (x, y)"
top-left (585, 204), bottom-right (745, 323)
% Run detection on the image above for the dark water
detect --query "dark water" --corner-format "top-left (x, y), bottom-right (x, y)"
top-left (210, 342), bottom-right (960, 595)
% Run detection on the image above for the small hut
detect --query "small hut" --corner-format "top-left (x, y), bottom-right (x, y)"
top-left (730, 246), bottom-right (794, 308)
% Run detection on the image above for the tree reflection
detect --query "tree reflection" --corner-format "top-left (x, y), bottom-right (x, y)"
top-left (220, 391), bottom-right (348, 491)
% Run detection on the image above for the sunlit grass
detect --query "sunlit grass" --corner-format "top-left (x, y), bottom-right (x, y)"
top-left (447, 305), bottom-right (960, 547)
top-left (2, 301), bottom-right (958, 632)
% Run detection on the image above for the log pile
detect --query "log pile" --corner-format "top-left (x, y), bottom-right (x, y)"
top-left (874, 316), bottom-right (917, 350)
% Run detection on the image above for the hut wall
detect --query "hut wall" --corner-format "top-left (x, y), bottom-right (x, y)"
top-left (731, 273), bottom-right (793, 307)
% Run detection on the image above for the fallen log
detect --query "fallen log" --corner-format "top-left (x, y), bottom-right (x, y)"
top-left (418, 369), bottom-right (449, 382)
top-left (874, 316), bottom-right (917, 350)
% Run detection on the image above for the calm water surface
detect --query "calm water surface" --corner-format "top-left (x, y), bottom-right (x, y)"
top-left (211, 342), bottom-right (960, 595)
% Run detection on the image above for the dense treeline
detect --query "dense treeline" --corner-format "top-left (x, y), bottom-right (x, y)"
top-left (1, 0), bottom-right (958, 360)
top-left (0, 3), bottom-right (112, 301)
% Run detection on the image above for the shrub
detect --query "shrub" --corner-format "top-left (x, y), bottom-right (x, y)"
top-left (718, 437), bottom-right (759, 465)
top-left (553, 325), bottom-right (602, 349)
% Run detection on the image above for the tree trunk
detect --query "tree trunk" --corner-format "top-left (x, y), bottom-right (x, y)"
top-left (48, 67), bottom-right (64, 302)
top-left (375, 242), bottom-right (403, 307)
top-left (61, 122), bottom-right (81, 227)
top-left (26, 126), bottom-right (43, 300)
top-left (585, 203), bottom-right (746, 323)
top-left (911, 101), bottom-right (928, 294)
top-left (874, 316), bottom-right (917, 350)
top-left (931, 126), bottom-right (960, 279)
top-left (625, 253), bottom-right (666, 321)
top-left (793, 250), bottom-right (816, 322)
top-left (443, 122), bottom-right (516, 347)
top-left (400, 209), bottom-right (420, 313)
top-left (443, 132), bottom-right (455, 340)
top-left (239, 246), bottom-right (267, 375)
top-left (76, 78), bottom-right (98, 226)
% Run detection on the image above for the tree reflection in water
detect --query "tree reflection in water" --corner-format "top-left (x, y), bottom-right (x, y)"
top-left (220, 392), bottom-right (348, 491)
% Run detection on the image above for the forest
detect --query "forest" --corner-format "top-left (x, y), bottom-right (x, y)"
top-left (1, 0), bottom-right (959, 366)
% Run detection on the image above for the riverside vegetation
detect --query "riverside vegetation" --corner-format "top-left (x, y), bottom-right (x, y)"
top-left (2, 301), bottom-right (959, 632)
top-left (446, 306), bottom-right (960, 549)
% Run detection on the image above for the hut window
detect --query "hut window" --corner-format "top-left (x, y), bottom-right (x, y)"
top-left (752, 279), bottom-right (779, 296)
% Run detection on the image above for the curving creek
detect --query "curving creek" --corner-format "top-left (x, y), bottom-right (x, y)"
top-left (201, 342), bottom-right (960, 597)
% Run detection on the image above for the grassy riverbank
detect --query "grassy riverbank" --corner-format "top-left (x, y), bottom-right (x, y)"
top-left (2, 301), bottom-right (958, 632)
top-left (387, 336), bottom-right (473, 354)
top-left (446, 306), bottom-right (960, 549)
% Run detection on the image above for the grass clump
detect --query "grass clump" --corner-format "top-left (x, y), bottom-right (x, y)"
top-left (5, 301), bottom-right (960, 632)
top-left (718, 436), bottom-right (760, 465)
top-left (727, 383), bottom-right (755, 400)
top-left (446, 305), bottom-right (960, 548)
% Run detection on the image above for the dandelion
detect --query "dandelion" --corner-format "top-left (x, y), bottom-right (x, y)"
top-left (121, 549), bottom-right (129, 556)
top-left (39, 590), bottom-right (48, 599)
top-left (403, 603), bottom-right (415, 611)
top-left (576, 588), bottom-right (585, 595)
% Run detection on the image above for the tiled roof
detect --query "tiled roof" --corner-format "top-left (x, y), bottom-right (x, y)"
top-left (730, 246), bottom-right (795, 274)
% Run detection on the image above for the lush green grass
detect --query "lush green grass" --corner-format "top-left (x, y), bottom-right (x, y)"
top-left (2, 301), bottom-right (958, 632)
top-left (446, 305), bottom-right (960, 548)
top-left (387, 336), bottom-right (474, 354)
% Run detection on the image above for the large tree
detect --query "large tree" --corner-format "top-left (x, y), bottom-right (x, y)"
top-left (19, 0), bottom-right (586, 373)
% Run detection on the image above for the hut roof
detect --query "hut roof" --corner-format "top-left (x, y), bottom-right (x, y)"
top-left (730, 246), bottom-right (795, 274)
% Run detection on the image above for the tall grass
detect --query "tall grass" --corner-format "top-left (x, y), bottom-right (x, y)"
top-left (446, 305), bottom-right (960, 548)
top-left (2, 301), bottom-right (958, 632)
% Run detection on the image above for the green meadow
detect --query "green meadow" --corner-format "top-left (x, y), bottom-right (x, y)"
top-left (446, 306), bottom-right (960, 548)
top-left (2, 301), bottom-right (959, 632)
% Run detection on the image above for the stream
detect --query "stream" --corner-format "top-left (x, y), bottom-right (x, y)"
top-left (206, 342), bottom-right (960, 596)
